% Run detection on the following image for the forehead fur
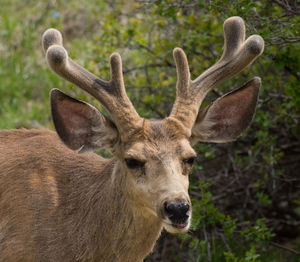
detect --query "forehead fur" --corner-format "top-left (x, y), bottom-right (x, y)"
top-left (125, 118), bottom-right (188, 144)
top-left (123, 119), bottom-right (195, 159)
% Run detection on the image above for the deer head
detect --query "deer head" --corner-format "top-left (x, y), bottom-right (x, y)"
top-left (42, 16), bottom-right (264, 234)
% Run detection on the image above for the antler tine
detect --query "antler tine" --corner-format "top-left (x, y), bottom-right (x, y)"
top-left (42, 28), bottom-right (143, 138)
top-left (173, 47), bottom-right (191, 98)
top-left (191, 17), bottom-right (264, 93)
top-left (170, 16), bottom-right (264, 130)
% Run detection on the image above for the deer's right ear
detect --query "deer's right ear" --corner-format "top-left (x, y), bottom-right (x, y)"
top-left (50, 89), bottom-right (119, 153)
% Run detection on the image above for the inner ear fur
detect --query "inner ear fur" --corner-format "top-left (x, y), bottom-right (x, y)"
top-left (191, 77), bottom-right (261, 144)
top-left (50, 89), bottom-right (119, 152)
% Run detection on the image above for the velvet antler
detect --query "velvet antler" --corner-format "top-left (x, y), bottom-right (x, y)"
top-left (42, 29), bottom-right (143, 138)
top-left (43, 16), bottom-right (264, 140)
top-left (170, 16), bottom-right (264, 130)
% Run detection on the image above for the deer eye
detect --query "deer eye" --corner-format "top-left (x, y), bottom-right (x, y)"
top-left (183, 156), bottom-right (196, 166)
top-left (125, 158), bottom-right (145, 169)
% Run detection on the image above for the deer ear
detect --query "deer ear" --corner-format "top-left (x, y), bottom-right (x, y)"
top-left (50, 89), bottom-right (119, 153)
top-left (191, 77), bottom-right (261, 145)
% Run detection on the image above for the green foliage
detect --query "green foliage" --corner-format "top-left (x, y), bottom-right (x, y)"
top-left (180, 180), bottom-right (276, 261)
top-left (1, 0), bottom-right (299, 261)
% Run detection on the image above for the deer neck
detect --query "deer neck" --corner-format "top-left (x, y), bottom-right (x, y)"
top-left (105, 160), bottom-right (163, 261)
top-left (66, 157), bottom-right (163, 262)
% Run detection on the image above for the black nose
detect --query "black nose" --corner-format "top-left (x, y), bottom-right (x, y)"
top-left (164, 202), bottom-right (190, 222)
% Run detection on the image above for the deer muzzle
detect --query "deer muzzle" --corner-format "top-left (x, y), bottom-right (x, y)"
top-left (160, 197), bottom-right (191, 233)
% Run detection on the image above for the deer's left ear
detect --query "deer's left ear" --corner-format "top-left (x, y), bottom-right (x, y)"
top-left (190, 77), bottom-right (261, 145)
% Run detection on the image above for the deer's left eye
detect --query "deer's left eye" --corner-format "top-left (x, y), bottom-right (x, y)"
top-left (183, 156), bottom-right (196, 166)
top-left (125, 158), bottom-right (145, 169)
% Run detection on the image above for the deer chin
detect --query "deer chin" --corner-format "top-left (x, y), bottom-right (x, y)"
top-left (162, 218), bottom-right (191, 234)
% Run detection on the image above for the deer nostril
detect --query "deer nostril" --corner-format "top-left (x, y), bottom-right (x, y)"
top-left (164, 202), bottom-right (190, 221)
top-left (181, 203), bottom-right (190, 213)
top-left (164, 203), bottom-right (173, 213)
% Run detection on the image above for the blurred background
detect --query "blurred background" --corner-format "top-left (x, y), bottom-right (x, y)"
top-left (0, 0), bottom-right (299, 261)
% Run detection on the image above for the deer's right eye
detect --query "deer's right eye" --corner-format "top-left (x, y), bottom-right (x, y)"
top-left (125, 158), bottom-right (145, 169)
top-left (183, 156), bottom-right (196, 166)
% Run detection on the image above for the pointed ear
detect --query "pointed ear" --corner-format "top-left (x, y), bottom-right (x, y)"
top-left (50, 89), bottom-right (119, 152)
top-left (191, 77), bottom-right (261, 145)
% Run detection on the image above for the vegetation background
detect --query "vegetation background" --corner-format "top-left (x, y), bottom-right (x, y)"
top-left (0, 0), bottom-right (299, 261)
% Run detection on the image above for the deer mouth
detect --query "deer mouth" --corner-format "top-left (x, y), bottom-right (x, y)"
top-left (162, 218), bottom-right (190, 234)
top-left (171, 222), bottom-right (188, 229)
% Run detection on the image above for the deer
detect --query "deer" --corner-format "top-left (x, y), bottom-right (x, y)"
top-left (0, 16), bottom-right (264, 262)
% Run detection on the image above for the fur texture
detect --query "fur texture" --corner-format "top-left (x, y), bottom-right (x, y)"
top-left (0, 129), bottom-right (163, 262)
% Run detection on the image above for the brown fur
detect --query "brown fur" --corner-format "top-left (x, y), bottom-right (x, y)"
top-left (0, 129), bottom-right (164, 262)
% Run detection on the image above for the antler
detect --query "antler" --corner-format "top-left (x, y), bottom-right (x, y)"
top-left (170, 16), bottom-right (264, 130)
top-left (42, 29), bottom-right (143, 139)
top-left (42, 17), bottom-right (263, 140)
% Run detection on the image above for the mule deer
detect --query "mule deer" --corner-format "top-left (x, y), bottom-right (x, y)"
top-left (0, 17), bottom-right (264, 261)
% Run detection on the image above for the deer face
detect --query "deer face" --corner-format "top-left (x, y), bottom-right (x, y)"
top-left (121, 119), bottom-right (195, 233)
top-left (50, 76), bottom-right (262, 233)
top-left (44, 16), bottom-right (263, 234)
